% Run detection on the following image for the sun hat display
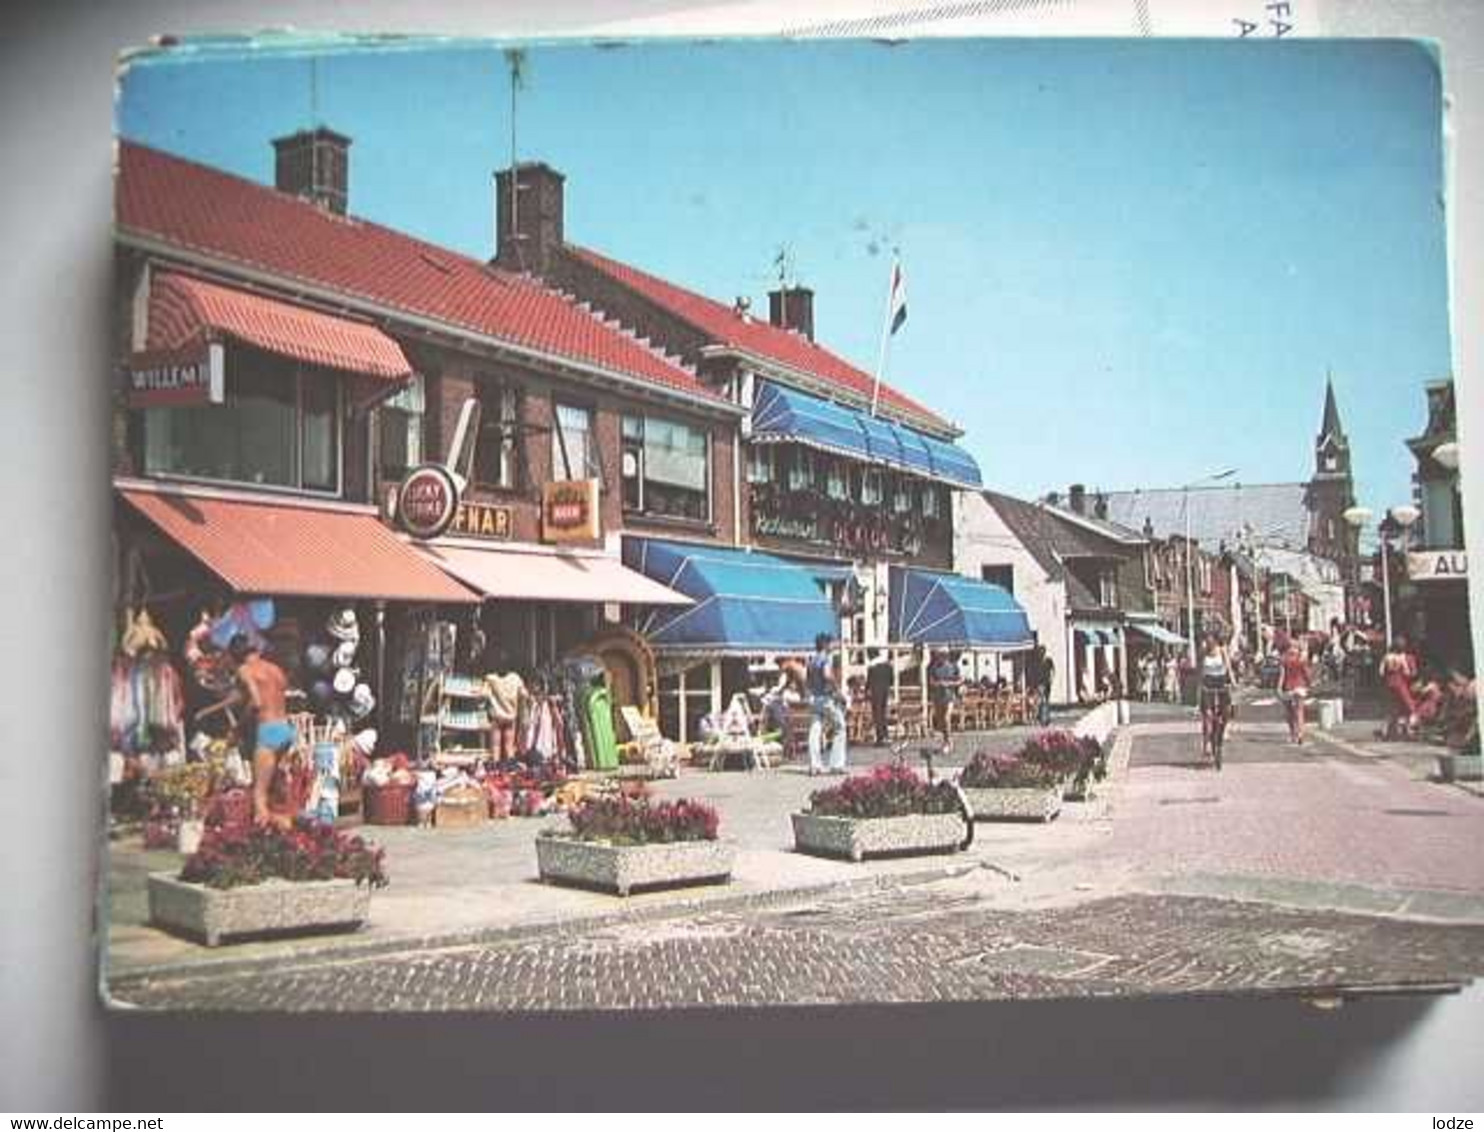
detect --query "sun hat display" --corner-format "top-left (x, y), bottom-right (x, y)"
top-left (332, 667), bottom-right (358, 695)
top-left (332, 639), bottom-right (358, 668)
top-left (303, 642), bottom-right (332, 672)
top-left (350, 683), bottom-right (376, 719)
top-left (247, 598), bottom-right (276, 631)
top-left (309, 680), bottom-right (335, 709)
top-left (120, 608), bottom-right (169, 657)
top-left (326, 607), bottom-right (360, 642)
top-left (352, 729), bottom-right (378, 755)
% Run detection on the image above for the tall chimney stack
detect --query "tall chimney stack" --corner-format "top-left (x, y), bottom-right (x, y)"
top-left (768, 286), bottom-right (815, 341)
top-left (272, 127), bottom-right (351, 215)
top-left (494, 162), bottom-right (565, 276)
top-left (1068, 484), bottom-right (1087, 515)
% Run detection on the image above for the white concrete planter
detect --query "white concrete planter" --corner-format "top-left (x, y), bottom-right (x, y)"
top-left (1315, 699), bottom-right (1345, 729)
top-left (791, 811), bottom-right (968, 862)
top-left (147, 873), bottom-right (371, 947)
top-left (535, 835), bottom-right (733, 897)
top-left (961, 784), bottom-right (1063, 823)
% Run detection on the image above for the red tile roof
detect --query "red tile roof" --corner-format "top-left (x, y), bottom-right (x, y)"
top-left (148, 271), bottom-right (412, 381)
top-left (567, 245), bottom-right (956, 434)
top-left (116, 143), bottom-right (728, 408)
top-left (119, 486), bottom-right (478, 603)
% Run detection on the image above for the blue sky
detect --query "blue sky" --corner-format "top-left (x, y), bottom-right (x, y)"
top-left (117, 37), bottom-right (1450, 514)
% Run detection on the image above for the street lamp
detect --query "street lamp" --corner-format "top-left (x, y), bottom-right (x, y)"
top-left (1183, 467), bottom-right (1237, 663)
top-left (1345, 503), bottom-right (1419, 645)
top-left (1434, 441), bottom-right (1461, 471)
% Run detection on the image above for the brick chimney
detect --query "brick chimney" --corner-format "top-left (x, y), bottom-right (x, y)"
top-left (272, 127), bottom-right (351, 215)
top-left (768, 286), bottom-right (815, 341)
top-left (494, 162), bottom-right (565, 276)
top-left (1068, 484), bottom-right (1087, 515)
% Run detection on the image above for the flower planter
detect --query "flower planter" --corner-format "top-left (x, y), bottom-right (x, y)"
top-left (961, 784), bottom-right (1062, 823)
top-left (147, 873), bottom-right (371, 947)
top-left (790, 811), bottom-right (968, 862)
top-left (535, 836), bottom-right (733, 897)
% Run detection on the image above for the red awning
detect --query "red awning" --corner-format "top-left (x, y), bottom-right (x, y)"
top-left (417, 543), bottom-right (691, 606)
top-left (146, 271), bottom-right (412, 381)
top-left (119, 485), bottom-right (477, 603)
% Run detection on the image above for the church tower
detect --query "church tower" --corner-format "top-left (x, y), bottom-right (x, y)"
top-left (1306, 375), bottom-right (1357, 564)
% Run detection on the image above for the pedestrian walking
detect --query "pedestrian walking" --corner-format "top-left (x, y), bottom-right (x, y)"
top-left (1280, 637), bottom-right (1313, 745)
top-left (928, 650), bottom-right (963, 745)
top-left (1164, 653), bottom-right (1181, 705)
top-left (866, 650), bottom-right (893, 746)
top-left (806, 633), bottom-right (848, 775)
top-left (1031, 645), bottom-right (1054, 726)
top-left (1379, 634), bottom-right (1420, 740)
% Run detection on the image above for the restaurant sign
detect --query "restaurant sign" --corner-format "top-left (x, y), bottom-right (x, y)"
top-left (449, 501), bottom-right (512, 541)
top-left (397, 464), bottom-right (461, 540)
top-left (542, 479), bottom-right (601, 544)
top-left (1407, 550), bottom-right (1468, 582)
top-left (126, 342), bottom-right (225, 408)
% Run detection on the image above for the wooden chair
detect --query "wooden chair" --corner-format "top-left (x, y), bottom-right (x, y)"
top-left (783, 706), bottom-right (815, 762)
top-left (891, 688), bottom-right (928, 740)
top-left (959, 690), bottom-right (987, 732)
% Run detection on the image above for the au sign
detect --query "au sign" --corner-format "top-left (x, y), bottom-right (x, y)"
top-left (1407, 550), bottom-right (1468, 582)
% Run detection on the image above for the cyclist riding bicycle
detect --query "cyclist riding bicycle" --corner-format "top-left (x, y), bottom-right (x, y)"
top-left (1198, 632), bottom-right (1233, 769)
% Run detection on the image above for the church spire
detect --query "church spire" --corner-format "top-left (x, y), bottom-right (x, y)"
top-left (1319, 370), bottom-right (1345, 444)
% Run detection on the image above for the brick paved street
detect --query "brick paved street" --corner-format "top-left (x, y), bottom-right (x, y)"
top-left (106, 698), bottom-right (1484, 1012)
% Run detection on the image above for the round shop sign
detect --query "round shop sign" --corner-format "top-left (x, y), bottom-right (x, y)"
top-left (397, 463), bottom-right (461, 540)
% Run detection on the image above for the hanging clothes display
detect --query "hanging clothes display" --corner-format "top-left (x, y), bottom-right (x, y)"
top-left (110, 649), bottom-right (185, 756)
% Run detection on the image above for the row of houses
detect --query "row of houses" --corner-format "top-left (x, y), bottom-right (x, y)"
top-left (112, 124), bottom-right (1361, 752)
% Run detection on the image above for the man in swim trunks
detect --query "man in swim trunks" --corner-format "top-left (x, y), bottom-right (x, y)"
top-left (199, 633), bottom-right (296, 827)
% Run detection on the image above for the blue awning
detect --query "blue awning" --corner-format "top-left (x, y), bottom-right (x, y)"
top-left (751, 381), bottom-right (982, 489)
top-left (887, 566), bottom-right (1033, 650)
top-left (622, 537), bottom-right (838, 654)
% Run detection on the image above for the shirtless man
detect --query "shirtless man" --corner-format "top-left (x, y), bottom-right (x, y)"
top-left (199, 634), bottom-right (295, 827)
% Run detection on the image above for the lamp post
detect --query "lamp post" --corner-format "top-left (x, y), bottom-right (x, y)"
top-left (1345, 504), bottom-right (1419, 645)
top-left (1183, 468), bottom-right (1238, 664)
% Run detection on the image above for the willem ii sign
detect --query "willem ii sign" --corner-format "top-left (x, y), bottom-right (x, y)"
top-left (1407, 550), bottom-right (1468, 582)
top-left (126, 342), bottom-right (225, 408)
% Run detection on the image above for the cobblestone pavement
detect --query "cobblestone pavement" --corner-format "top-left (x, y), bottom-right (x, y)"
top-left (106, 697), bottom-right (1484, 1011)
top-left (110, 884), bottom-right (1484, 1012)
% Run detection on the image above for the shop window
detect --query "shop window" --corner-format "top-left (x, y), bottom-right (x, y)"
top-left (747, 445), bottom-right (775, 484)
top-left (377, 374), bottom-right (425, 484)
top-left (921, 483), bottom-right (941, 518)
top-left (472, 381), bottom-right (521, 490)
top-left (892, 479), bottom-right (913, 513)
top-left (551, 401), bottom-right (597, 482)
top-left (621, 414), bottom-right (711, 522)
top-left (1099, 570), bottom-right (1117, 607)
top-left (860, 468), bottom-right (884, 505)
top-left (141, 346), bottom-right (339, 494)
top-left (825, 460), bottom-right (848, 500)
top-left (657, 662), bottom-right (713, 744)
top-left (786, 447), bottom-right (814, 492)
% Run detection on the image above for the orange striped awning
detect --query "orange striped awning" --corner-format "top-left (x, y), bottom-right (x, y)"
top-left (119, 486), bottom-right (477, 603)
top-left (146, 271), bottom-right (412, 381)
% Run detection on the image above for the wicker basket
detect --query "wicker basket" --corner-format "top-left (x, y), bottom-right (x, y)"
top-left (363, 782), bottom-right (415, 826)
top-left (435, 785), bottom-right (487, 830)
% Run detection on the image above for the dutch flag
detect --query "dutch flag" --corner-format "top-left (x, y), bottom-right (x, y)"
top-left (888, 259), bottom-right (908, 336)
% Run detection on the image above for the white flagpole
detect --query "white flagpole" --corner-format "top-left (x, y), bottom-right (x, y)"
top-left (871, 259), bottom-right (896, 418)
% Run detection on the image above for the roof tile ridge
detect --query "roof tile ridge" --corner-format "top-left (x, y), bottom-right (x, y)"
top-left (550, 283), bottom-right (701, 380)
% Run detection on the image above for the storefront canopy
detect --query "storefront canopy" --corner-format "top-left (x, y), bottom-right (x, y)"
top-left (1129, 622), bottom-right (1186, 646)
top-left (119, 484), bottom-right (477, 603)
top-left (147, 271), bottom-right (413, 382)
top-left (887, 566), bottom-right (1033, 651)
top-left (622, 537), bottom-right (837, 654)
top-left (417, 543), bottom-right (691, 606)
top-left (750, 381), bottom-right (983, 489)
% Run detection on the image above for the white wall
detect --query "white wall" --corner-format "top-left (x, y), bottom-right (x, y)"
top-left (954, 492), bottom-right (1072, 701)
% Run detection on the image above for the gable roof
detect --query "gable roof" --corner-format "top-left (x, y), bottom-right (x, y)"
top-left (1101, 483), bottom-right (1310, 552)
top-left (982, 491), bottom-right (1132, 611)
top-left (115, 142), bottom-right (732, 411)
top-left (566, 244), bottom-right (957, 436)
